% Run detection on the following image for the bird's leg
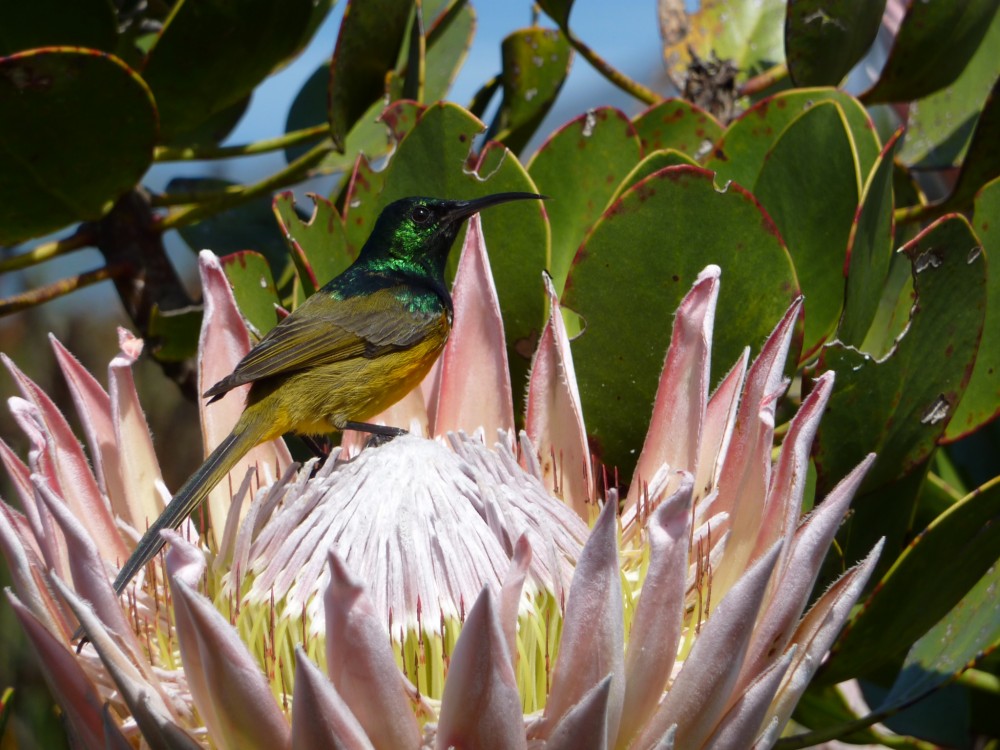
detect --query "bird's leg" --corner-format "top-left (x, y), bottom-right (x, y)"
top-left (300, 435), bottom-right (331, 460)
top-left (344, 421), bottom-right (408, 448)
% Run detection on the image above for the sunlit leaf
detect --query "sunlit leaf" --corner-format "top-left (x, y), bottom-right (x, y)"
top-left (898, 10), bottom-right (1000, 168)
top-left (631, 98), bottom-right (723, 160)
top-left (273, 192), bottom-right (353, 289)
top-left (563, 165), bottom-right (798, 475)
top-left (220, 251), bottom-right (281, 338)
top-left (527, 107), bottom-right (642, 294)
top-left (705, 88), bottom-right (880, 194)
top-left (490, 27), bottom-right (572, 154)
top-left (754, 101), bottom-right (859, 356)
top-left (663, 0), bottom-right (786, 83)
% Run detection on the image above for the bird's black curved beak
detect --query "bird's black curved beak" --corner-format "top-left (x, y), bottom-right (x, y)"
top-left (443, 192), bottom-right (546, 224)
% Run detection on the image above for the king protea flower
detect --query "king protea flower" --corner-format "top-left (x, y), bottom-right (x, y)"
top-left (0, 215), bottom-right (881, 749)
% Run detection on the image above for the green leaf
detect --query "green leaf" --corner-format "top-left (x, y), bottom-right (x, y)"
top-left (823, 476), bottom-right (1000, 685)
top-left (0, 0), bottom-right (117, 55)
top-left (705, 88), bottom-right (880, 195)
top-left (491, 27), bottom-right (572, 154)
top-left (862, 1), bottom-right (1000, 104)
top-left (272, 191), bottom-right (353, 289)
top-left (837, 130), bottom-right (900, 349)
top-left (785, 0), bottom-right (886, 87)
top-left (0, 48), bottom-right (156, 245)
top-left (142, 0), bottom-right (315, 143)
top-left (328, 0), bottom-right (413, 151)
top-left (944, 177), bottom-right (1000, 440)
top-left (630, 98), bottom-right (723, 159)
top-left (526, 107), bottom-right (642, 294)
top-left (938, 74), bottom-right (1000, 215)
top-left (347, 103), bottom-right (549, 382)
top-left (220, 251), bottom-right (281, 338)
top-left (815, 214), bottom-right (988, 498)
top-left (147, 305), bottom-right (202, 363)
top-left (898, 9), bottom-right (1000, 169)
top-left (563, 166), bottom-right (799, 476)
top-left (881, 547), bottom-right (1000, 711)
top-left (663, 0), bottom-right (786, 83)
top-left (753, 101), bottom-right (860, 356)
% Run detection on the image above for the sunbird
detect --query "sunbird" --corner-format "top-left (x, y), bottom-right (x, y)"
top-left (110, 192), bottom-right (543, 598)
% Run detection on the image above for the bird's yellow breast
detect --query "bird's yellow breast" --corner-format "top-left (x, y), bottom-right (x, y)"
top-left (246, 313), bottom-right (450, 439)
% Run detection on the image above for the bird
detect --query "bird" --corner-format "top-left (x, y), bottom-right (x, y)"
top-left (108, 192), bottom-right (544, 599)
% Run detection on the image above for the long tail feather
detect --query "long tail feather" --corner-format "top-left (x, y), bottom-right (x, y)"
top-left (111, 427), bottom-right (260, 596)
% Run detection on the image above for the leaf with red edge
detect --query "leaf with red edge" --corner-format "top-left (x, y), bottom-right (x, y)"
top-left (631, 98), bottom-right (723, 159)
top-left (943, 177), bottom-right (1000, 440)
top-left (705, 88), bottom-right (879, 195)
top-left (527, 107), bottom-right (642, 294)
top-left (219, 251), bottom-right (281, 338)
top-left (814, 214), bottom-right (987, 498)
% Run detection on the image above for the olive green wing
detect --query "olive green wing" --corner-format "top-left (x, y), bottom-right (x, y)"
top-left (204, 287), bottom-right (442, 399)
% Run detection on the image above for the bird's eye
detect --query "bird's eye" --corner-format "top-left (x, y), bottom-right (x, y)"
top-left (412, 205), bottom-right (431, 224)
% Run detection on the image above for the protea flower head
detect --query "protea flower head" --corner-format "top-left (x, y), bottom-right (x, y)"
top-left (0, 215), bottom-right (881, 749)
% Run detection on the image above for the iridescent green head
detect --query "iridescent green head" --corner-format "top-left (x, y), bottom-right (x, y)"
top-left (358, 193), bottom-right (544, 279)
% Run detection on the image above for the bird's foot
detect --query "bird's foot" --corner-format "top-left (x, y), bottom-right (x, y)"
top-left (344, 421), bottom-right (408, 449)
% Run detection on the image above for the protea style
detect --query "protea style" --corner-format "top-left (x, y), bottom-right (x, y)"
top-left (0, 216), bottom-right (880, 748)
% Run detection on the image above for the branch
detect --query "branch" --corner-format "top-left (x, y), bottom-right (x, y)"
top-left (738, 62), bottom-right (789, 98)
top-left (157, 140), bottom-right (333, 231)
top-left (0, 263), bottom-right (130, 316)
top-left (562, 26), bottom-right (662, 106)
top-left (154, 124), bottom-right (329, 162)
top-left (0, 227), bottom-right (96, 274)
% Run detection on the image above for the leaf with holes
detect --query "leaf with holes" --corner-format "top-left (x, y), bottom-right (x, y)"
top-left (220, 251), bottom-right (281, 338)
top-left (273, 192), bottom-right (353, 290)
top-left (490, 27), bottom-right (572, 155)
top-left (814, 214), bottom-right (987, 500)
